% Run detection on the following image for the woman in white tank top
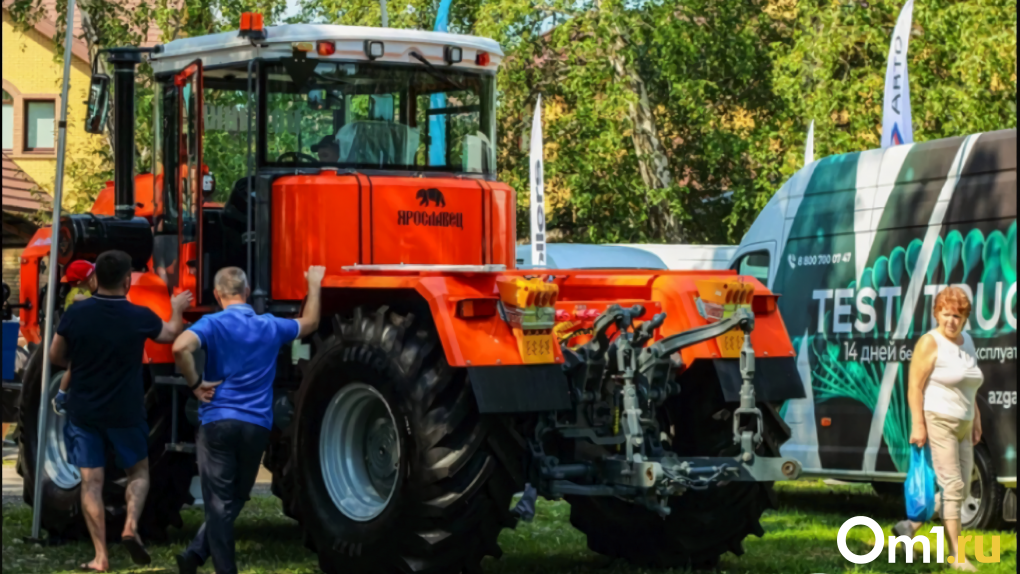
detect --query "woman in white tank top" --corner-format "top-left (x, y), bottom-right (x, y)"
top-left (895, 287), bottom-right (985, 571)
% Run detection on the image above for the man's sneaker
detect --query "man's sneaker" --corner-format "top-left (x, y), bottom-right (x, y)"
top-left (175, 552), bottom-right (200, 574)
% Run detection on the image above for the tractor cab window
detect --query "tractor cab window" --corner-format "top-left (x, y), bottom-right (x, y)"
top-left (263, 62), bottom-right (496, 175)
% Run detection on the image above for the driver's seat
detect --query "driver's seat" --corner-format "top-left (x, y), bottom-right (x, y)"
top-left (337, 121), bottom-right (420, 166)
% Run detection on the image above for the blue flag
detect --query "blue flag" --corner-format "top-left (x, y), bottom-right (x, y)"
top-left (429, 0), bottom-right (454, 166)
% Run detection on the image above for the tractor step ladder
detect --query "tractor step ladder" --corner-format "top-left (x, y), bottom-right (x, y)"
top-left (154, 376), bottom-right (196, 454)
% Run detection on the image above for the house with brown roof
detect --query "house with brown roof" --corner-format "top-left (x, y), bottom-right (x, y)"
top-left (2, 0), bottom-right (114, 309)
top-left (2, 151), bottom-right (50, 309)
top-left (2, 1), bottom-right (101, 202)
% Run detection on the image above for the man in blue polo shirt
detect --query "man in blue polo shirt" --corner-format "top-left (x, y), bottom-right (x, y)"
top-left (172, 265), bottom-right (324, 574)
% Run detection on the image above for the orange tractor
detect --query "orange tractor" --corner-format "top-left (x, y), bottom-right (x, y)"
top-left (13, 18), bottom-right (805, 573)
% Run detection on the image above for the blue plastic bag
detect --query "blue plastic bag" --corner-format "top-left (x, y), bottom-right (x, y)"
top-left (905, 445), bottom-right (937, 522)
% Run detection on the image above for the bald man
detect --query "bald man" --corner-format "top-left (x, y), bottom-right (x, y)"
top-left (172, 266), bottom-right (324, 574)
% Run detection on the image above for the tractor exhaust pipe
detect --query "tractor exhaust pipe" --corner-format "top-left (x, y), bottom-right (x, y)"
top-left (107, 48), bottom-right (143, 220)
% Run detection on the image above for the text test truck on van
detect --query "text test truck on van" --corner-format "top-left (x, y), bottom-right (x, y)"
top-left (732, 129), bottom-right (1017, 530)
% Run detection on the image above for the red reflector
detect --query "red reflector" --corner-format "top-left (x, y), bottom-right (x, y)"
top-left (240, 12), bottom-right (252, 31)
top-left (252, 13), bottom-right (264, 31)
top-left (476, 52), bottom-right (490, 66)
top-left (821, 418), bottom-right (833, 428)
top-left (457, 299), bottom-right (498, 319)
top-left (752, 295), bottom-right (778, 315)
top-left (318, 41), bottom-right (336, 56)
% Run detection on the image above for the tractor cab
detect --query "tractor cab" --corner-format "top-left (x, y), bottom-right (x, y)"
top-left (130, 20), bottom-right (510, 310)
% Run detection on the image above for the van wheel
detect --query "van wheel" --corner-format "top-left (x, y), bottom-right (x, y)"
top-left (17, 348), bottom-right (196, 542)
top-left (962, 444), bottom-right (1006, 531)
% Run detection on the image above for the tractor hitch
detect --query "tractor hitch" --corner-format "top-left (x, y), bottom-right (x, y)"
top-left (536, 303), bottom-right (802, 516)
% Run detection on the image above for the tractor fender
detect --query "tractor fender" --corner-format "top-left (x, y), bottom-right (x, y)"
top-left (322, 271), bottom-right (799, 371)
top-left (322, 274), bottom-right (538, 368)
top-left (320, 270), bottom-right (803, 416)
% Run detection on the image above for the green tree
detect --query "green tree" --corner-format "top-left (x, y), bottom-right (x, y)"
top-left (479, 0), bottom-right (790, 244)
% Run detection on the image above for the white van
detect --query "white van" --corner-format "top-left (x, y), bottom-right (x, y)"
top-left (732, 130), bottom-right (1017, 530)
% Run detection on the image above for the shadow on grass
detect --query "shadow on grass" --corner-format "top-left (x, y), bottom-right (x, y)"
top-left (775, 487), bottom-right (905, 523)
top-left (484, 554), bottom-right (683, 574)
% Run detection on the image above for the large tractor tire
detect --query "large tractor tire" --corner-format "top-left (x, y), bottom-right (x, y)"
top-left (286, 306), bottom-right (522, 574)
top-left (17, 347), bottom-right (196, 542)
top-left (568, 368), bottom-right (783, 570)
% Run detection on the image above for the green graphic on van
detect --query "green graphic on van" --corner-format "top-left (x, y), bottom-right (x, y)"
top-left (801, 219), bottom-right (1017, 471)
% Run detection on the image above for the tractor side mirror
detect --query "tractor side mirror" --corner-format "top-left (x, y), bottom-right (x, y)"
top-left (202, 171), bottom-right (216, 200)
top-left (85, 74), bottom-right (111, 134)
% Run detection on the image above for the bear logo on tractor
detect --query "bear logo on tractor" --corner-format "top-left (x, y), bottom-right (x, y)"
top-left (417, 188), bottom-right (446, 208)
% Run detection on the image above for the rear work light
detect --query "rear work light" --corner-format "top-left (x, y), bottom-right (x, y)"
top-left (317, 41), bottom-right (336, 56)
top-left (457, 299), bottom-right (499, 319)
top-left (365, 40), bottom-right (385, 60)
top-left (475, 51), bottom-right (491, 66)
top-left (445, 46), bottom-right (463, 65)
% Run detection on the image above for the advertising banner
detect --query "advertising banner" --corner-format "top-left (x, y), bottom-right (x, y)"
top-left (531, 96), bottom-right (547, 267)
top-left (882, 0), bottom-right (915, 149)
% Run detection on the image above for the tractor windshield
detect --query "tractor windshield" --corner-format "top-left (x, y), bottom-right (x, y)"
top-left (262, 61), bottom-right (496, 175)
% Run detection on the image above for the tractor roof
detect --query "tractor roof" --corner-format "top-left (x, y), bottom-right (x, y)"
top-left (150, 24), bottom-right (504, 75)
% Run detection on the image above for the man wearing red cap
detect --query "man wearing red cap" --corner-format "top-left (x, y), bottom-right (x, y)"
top-left (54, 261), bottom-right (100, 409)
top-left (63, 260), bottom-right (98, 312)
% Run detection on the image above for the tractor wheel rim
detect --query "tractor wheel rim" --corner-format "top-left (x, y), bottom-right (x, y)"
top-left (45, 372), bottom-right (81, 490)
top-left (319, 383), bottom-right (400, 522)
top-left (961, 464), bottom-right (983, 526)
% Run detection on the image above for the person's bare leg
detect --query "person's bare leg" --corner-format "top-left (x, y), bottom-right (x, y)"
top-left (122, 458), bottom-right (150, 541)
top-left (946, 518), bottom-right (978, 571)
top-left (80, 467), bottom-right (109, 571)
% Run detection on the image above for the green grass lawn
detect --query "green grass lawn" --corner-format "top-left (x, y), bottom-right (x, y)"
top-left (1, 481), bottom-right (1015, 573)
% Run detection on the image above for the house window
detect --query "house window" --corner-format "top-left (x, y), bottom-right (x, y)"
top-left (24, 100), bottom-right (56, 152)
top-left (2, 90), bottom-right (12, 150)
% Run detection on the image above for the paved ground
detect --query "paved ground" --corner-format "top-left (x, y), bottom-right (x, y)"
top-left (1, 445), bottom-right (274, 506)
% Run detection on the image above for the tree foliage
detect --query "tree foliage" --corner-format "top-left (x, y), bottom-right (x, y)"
top-left (7, 0), bottom-right (1015, 248)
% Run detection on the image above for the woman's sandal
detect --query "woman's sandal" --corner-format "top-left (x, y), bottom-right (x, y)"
top-left (79, 563), bottom-right (107, 572)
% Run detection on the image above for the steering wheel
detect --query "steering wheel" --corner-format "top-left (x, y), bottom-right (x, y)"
top-left (276, 152), bottom-right (318, 164)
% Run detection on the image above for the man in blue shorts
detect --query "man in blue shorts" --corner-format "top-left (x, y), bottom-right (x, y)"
top-left (50, 250), bottom-right (192, 572)
top-left (172, 265), bottom-right (324, 574)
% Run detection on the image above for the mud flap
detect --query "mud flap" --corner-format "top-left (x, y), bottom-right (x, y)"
top-left (712, 358), bottom-right (805, 403)
top-left (468, 365), bottom-right (572, 414)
